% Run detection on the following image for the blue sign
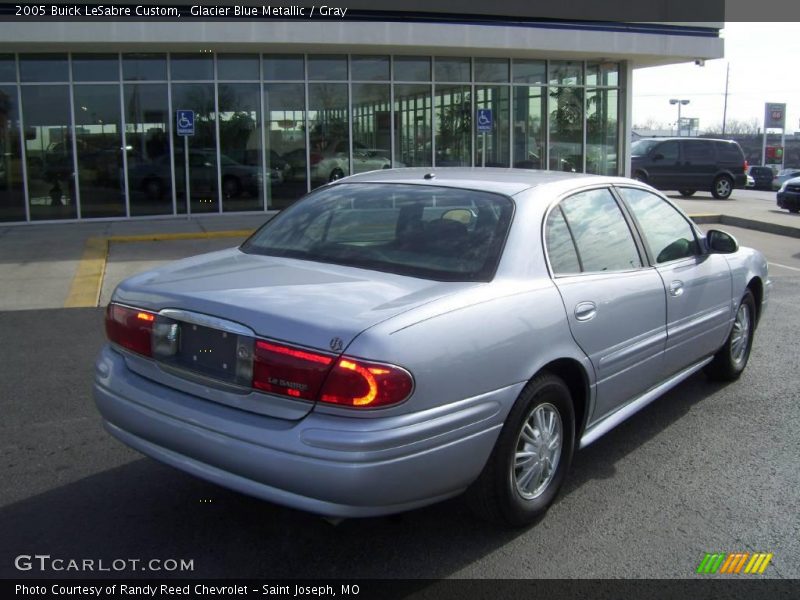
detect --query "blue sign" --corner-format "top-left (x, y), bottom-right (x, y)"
top-left (176, 110), bottom-right (195, 136)
top-left (477, 109), bottom-right (493, 132)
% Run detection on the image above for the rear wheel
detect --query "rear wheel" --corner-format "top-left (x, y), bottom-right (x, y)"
top-left (633, 171), bottom-right (647, 183)
top-left (678, 189), bottom-right (696, 197)
top-left (711, 175), bottom-right (733, 199)
top-left (467, 373), bottom-right (575, 527)
top-left (789, 207), bottom-right (800, 214)
top-left (222, 176), bottom-right (242, 199)
top-left (705, 290), bottom-right (756, 381)
top-left (329, 168), bottom-right (345, 182)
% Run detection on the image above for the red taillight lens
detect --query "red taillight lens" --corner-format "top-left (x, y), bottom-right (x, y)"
top-left (252, 340), bottom-right (334, 401)
top-left (105, 303), bottom-right (156, 357)
top-left (744, 159), bottom-right (749, 173)
top-left (320, 357), bottom-right (413, 408)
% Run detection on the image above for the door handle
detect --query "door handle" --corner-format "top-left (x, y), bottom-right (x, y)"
top-left (669, 280), bottom-right (684, 297)
top-left (574, 301), bottom-right (597, 322)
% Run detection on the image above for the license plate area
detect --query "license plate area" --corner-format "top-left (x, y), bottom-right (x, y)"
top-left (153, 314), bottom-right (254, 387)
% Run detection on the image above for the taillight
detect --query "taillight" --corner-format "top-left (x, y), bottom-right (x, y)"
top-left (105, 303), bottom-right (156, 357)
top-left (309, 152), bottom-right (323, 165)
top-left (252, 340), bottom-right (333, 401)
top-left (320, 357), bottom-right (413, 408)
top-left (744, 159), bottom-right (749, 173)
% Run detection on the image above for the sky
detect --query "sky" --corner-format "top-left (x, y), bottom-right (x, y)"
top-left (632, 22), bottom-right (800, 135)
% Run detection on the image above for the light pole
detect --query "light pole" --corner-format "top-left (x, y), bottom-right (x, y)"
top-left (669, 99), bottom-right (690, 136)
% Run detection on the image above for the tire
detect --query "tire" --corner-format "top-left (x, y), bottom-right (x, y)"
top-left (222, 176), bottom-right (242, 199)
top-left (678, 189), bottom-right (696, 197)
top-left (711, 175), bottom-right (733, 199)
top-left (467, 372), bottom-right (575, 527)
top-left (329, 168), bottom-right (345, 182)
top-left (705, 290), bottom-right (756, 381)
top-left (633, 171), bottom-right (647, 183)
top-left (789, 208), bottom-right (800, 214)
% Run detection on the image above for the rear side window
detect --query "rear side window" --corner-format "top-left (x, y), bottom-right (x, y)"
top-left (545, 208), bottom-right (581, 275)
top-left (617, 187), bottom-right (699, 263)
top-left (654, 141), bottom-right (679, 162)
top-left (241, 183), bottom-right (513, 282)
top-left (682, 140), bottom-right (714, 163)
top-left (715, 141), bottom-right (744, 163)
top-left (557, 188), bottom-right (642, 273)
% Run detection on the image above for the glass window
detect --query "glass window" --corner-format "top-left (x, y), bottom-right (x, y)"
top-left (545, 207), bottom-right (581, 275)
top-left (124, 83), bottom-right (172, 216)
top-left (351, 56), bottom-right (389, 81)
top-left (0, 55), bottom-right (16, 82)
top-left (586, 88), bottom-right (618, 175)
top-left (618, 187), bottom-right (699, 264)
top-left (308, 83), bottom-right (349, 189)
top-left (549, 87), bottom-right (583, 172)
top-left (352, 84), bottom-right (391, 174)
top-left (19, 54), bottom-right (68, 82)
top-left (0, 85), bottom-right (26, 221)
top-left (586, 62), bottom-right (618, 87)
top-left (21, 85), bottom-right (76, 219)
top-left (171, 83), bottom-right (218, 213)
top-left (394, 83), bottom-right (432, 168)
top-left (242, 183), bottom-right (514, 282)
top-left (435, 85), bottom-right (471, 166)
top-left (512, 85), bottom-right (545, 169)
top-left (170, 54), bottom-right (214, 81)
top-left (715, 141), bottom-right (744, 163)
top-left (218, 83), bottom-right (263, 212)
top-left (434, 58), bottom-right (470, 82)
top-left (654, 140), bottom-right (679, 161)
top-left (474, 86), bottom-right (509, 167)
top-left (559, 188), bottom-right (641, 272)
top-left (394, 56), bottom-right (431, 81)
top-left (512, 60), bottom-right (546, 84)
top-left (123, 53), bottom-right (167, 81)
top-left (263, 55), bottom-right (304, 80)
top-left (682, 140), bottom-right (714, 163)
top-left (549, 61), bottom-right (582, 86)
top-left (474, 58), bottom-right (509, 83)
top-left (73, 85), bottom-right (125, 218)
top-left (72, 54), bottom-right (119, 82)
top-left (217, 54), bottom-right (259, 80)
top-left (264, 83), bottom-right (306, 209)
top-left (308, 55), bottom-right (347, 81)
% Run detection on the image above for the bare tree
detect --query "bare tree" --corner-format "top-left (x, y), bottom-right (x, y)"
top-left (703, 118), bottom-right (760, 136)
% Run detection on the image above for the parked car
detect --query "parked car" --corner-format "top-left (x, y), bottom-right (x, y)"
top-left (776, 175), bottom-right (800, 213)
top-left (631, 137), bottom-right (748, 199)
top-left (746, 174), bottom-right (755, 188)
top-left (771, 168), bottom-right (800, 191)
top-left (285, 141), bottom-right (393, 184)
top-left (747, 165), bottom-right (774, 191)
top-left (95, 168), bottom-right (769, 526)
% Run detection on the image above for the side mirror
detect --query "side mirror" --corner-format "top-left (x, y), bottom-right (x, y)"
top-left (652, 153), bottom-right (665, 161)
top-left (706, 229), bottom-right (738, 254)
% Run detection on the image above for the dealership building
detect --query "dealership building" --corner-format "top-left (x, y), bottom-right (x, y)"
top-left (0, 2), bottom-right (724, 223)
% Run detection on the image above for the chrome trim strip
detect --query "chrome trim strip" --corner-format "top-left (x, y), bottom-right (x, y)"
top-left (579, 356), bottom-right (713, 449)
top-left (158, 308), bottom-right (255, 337)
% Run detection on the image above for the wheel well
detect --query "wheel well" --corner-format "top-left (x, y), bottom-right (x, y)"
top-left (539, 358), bottom-right (589, 438)
top-left (747, 276), bottom-right (764, 326)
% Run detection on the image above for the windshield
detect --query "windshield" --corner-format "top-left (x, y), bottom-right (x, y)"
top-left (241, 183), bottom-right (514, 282)
top-left (631, 139), bottom-right (661, 157)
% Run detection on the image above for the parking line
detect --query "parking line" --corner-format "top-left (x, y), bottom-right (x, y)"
top-left (769, 262), bottom-right (800, 272)
top-left (63, 230), bottom-right (254, 309)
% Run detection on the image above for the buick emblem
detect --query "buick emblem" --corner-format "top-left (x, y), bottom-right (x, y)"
top-left (329, 337), bottom-right (344, 352)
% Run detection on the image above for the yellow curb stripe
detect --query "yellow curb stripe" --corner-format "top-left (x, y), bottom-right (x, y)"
top-left (758, 553), bottom-right (773, 574)
top-left (64, 236), bottom-right (109, 308)
top-left (63, 229), bottom-right (255, 309)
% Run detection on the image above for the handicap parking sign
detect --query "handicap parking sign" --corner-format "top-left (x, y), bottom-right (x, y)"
top-left (477, 109), bottom-right (493, 132)
top-left (176, 110), bottom-right (195, 136)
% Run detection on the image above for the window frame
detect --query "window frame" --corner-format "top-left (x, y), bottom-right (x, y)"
top-left (542, 184), bottom-right (648, 279)
top-left (612, 184), bottom-right (704, 267)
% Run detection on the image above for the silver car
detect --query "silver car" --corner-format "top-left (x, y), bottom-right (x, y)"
top-left (94, 168), bottom-right (770, 526)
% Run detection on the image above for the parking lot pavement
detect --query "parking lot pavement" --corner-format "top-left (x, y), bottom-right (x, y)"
top-left (0, 228), bottom-right (798, 580)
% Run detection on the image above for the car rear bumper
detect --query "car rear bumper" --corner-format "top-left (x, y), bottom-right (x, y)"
top-left (777, 191), bottom-right (800, 210)
top-left (93, 345), bottom-right (518, 517)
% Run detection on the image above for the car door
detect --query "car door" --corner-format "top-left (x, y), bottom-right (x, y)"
top-left (545, 187), bottom-right (667, 422)
top-left (680, 140), bottom-right (716, 190)
top-left (646, 140), bottom-right (680, 189)
top-left (616, 187), bottom-right (732, 376)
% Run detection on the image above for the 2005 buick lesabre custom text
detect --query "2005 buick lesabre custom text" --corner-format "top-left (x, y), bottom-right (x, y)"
top-left (94, 168), bottom-right (770, 526)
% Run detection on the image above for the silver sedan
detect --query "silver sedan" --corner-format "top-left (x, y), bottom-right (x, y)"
top-left (94, 168), bottom-right (770, 526)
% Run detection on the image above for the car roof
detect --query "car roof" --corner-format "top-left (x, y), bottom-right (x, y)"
top-left (336, 167), bottom-right (626, 196)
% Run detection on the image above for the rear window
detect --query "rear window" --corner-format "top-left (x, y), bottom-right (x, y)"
top-left (241, 183), bottom-right (514, 282)
top-left (714, 141), bottom-right (744, 162)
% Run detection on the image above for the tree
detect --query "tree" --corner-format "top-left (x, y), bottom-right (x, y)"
top-left (703, 118), bottom-right (760, 136)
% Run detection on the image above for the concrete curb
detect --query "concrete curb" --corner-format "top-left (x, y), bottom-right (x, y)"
top-left (688, 213), bottom-right (800, 238)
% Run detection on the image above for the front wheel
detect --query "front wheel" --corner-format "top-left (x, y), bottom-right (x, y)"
top-left (633, 171), bottom-right (647, 183)
top-left (712, 175), bottom-right (733, 199)
top-left (705, 290), bottom-right (756, 381)
top-left (467, 373), bottom-right (575, 527)
top-left (328, 168), bottom-right (345, 182)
